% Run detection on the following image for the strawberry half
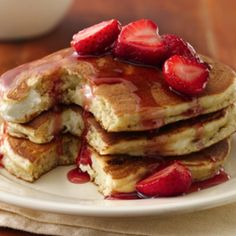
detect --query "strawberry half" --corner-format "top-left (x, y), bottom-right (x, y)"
top-left (162, 34), bottom-right (197, 60)
top-left (71, 19), bottom-right (121, 55)
top-left (113, 19), bottom-right (167, 65)
top-left (163, 55), bottom-right (209, 96)
top-left (136, 162), bottom-right (192, 197)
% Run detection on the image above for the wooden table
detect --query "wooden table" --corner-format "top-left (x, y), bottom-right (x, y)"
top-left (0, 0), bottom-right (235, 235)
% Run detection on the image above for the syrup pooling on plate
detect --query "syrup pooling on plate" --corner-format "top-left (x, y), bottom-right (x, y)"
top-left (187, 169), bottom-right (230, 193)
top-left (106, 169), bottom-right (230, 200)
top-left (67, 167), bottom-right (90, 184)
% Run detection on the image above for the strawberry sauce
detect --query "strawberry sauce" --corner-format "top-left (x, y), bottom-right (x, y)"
top-left (0, 154), bottom-right (4, 168)
top-left (67, 109), bottom-right (92, 184)
top-left (76, 55), bottom-right (171, 129)
top-left (105, 169), bottom-right (229, 200)
top-left (67, 167), bottom-right (90, 184)
top-left (187, 169), bottom-right (229, 193)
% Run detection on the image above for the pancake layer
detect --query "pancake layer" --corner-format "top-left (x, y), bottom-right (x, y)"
top-left (1, 134), bottom-right (80, 182)
top-left (6, 102), bottom-right (236, 157)
top-left (86, 104), bottom-right (236, 156)
top-left (0, 48), bottom-right (236, 132)
top-left (7, 105), bottom-right (83, 144)
top-left (80, 139), bottom-right (230, 195)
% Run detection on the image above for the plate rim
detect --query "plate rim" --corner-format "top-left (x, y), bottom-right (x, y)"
top-left (0, 182), bottom-right (236, 217)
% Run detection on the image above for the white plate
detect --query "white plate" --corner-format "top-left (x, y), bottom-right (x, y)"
top-left (0, 135), bottom-right (236, 217)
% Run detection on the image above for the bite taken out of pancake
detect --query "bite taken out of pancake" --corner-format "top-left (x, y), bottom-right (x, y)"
top-left (5, 103), bottom-right (236, 157)
top-left (7, 105), bottom-right (84, 144)
top-left (0, 48), bottom-right (236, 132)
top-left (0, 133), bottom-right (81, 182)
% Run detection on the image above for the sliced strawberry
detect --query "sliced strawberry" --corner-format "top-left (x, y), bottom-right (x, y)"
top-left (162, 34), bottom-right (197, 60)
top-left (113, 19), bottom-right (167, 65)
top-left (136, 162), bottom-right (192, 197)
top-left (163, 55), bottom-right (209, 96)
top-left (71, 19), bottom-right (121, 55)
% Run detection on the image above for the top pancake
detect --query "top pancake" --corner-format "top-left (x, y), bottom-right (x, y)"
top-left (0, 48), bottom-right (236, 131)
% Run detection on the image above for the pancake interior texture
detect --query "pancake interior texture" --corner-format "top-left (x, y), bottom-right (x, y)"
top-left (0, 48), bottom-right (236, 132)
top-left (86, 104), bottom-right (236, 156)
top-left (0, 133), bottom-right (81, 182)
top-left (7, 105), bottom-right (84, 144)
top-left (80, 139), bottom-right (230, 196)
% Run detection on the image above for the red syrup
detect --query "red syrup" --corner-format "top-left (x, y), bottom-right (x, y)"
top-left (76, 55), bottom-right (172, 129)
top-left (0, 154), bottom-right (4, 168)
top-left (77, 143), bottom-right (92, 165)
top-left (67, 145), bottom-right (91, 184)
top-left (105, 169), bottom-right (230, 200)
top-left (0, 122), bottom-right (7, 168)
top-left (67, 167), bottom-right (90, 184)
top-left (187, 169), bottom-right (229, 193)
top-left (75, 110), bottom-right (92, 166)
top-left (67, 110), bottom-right (92, 184)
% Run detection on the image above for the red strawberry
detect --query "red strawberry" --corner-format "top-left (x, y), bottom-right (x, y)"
top-left (71, 19), bottom-right (121, 55)
top-left (163, 55), bottom-right (209, 96)
top-left (113, 19), bottom-right (167, 65)
top-left (136, 162), bottom-right (192, 197)
top-left (162, 34), bottom-right (197, 60)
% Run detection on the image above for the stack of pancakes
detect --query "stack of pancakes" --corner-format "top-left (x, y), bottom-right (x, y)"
top-left (0, 48), bottom-right (236, 196)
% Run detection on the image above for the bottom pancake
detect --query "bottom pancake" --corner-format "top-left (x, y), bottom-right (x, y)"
top-left (1, 134), bottom-right (81, 182)
top-left (80, 139), bottom-right (230, 196)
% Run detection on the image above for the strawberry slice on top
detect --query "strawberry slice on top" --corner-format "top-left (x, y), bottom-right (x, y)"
top-left (136, 162), bottom-right (192, 197)
top-left (71, 19), bottom-right (121, 55)
top-left (163, 55), bottom-right (209, 96)
top-left (113, 19), bottom-right (167, 65)
top-left (162, 34), bottom-right (197, 60)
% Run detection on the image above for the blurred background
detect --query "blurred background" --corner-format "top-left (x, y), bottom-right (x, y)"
top-left (0, 0), bottom-right (235, 74)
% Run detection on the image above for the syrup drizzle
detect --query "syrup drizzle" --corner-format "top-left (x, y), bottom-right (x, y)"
top-left (88, 61), bottom-right (161, 108)
top-left (67, 110), bottom-right (92, 183)
top-left (76, 55), bottom-right (170, 129)
top-left (0, 122), bottom-right (7, 168)
top-left (0, 154), bottom-right (4, 168)
top-left (187, 169), bottom-right (229, 193)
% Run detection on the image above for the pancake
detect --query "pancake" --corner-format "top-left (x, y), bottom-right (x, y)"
top-left (80, 139), bottom-right (230, 196)
top-left (0, 48), bottom-right (235, 132)
top-left (0, 133), bottom-right (81, 182)
top-left (86, 104), bottom-right (236, 156)
top-left (7, 105), bottom-right (84, 144)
